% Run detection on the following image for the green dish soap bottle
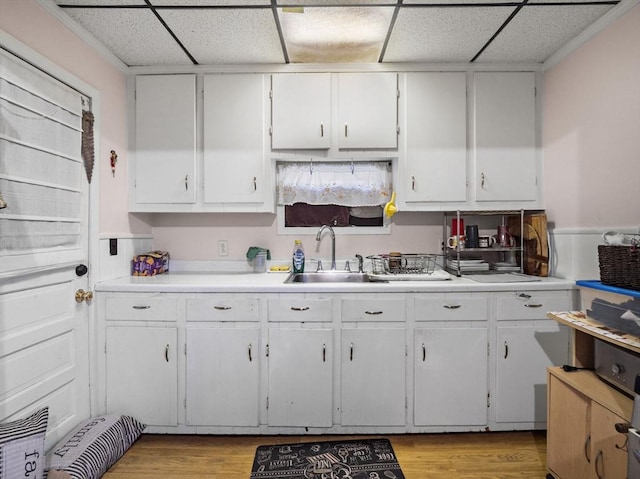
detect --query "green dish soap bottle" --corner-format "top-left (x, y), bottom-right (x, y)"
top-left (292, 239), bottom-right (305, 273)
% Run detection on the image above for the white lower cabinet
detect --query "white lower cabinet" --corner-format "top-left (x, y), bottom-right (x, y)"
top-left (267, 327), bottom-right (333, 427)
top-left (341, 327), bottom-right (406, 426)
top-left (106, 326), bottom-right (178, 426)
top-left (414, 327), bottom-right (488, 426)
top-left (413, 293), bottom-right (489, 428)
top-left (186, 327), bottom-right (260, 426)
top-left (494, 291), bottom-right (571, 426)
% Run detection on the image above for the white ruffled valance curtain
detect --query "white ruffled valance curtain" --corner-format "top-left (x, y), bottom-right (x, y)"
top-left (277, 161), bottom-right (392, 207)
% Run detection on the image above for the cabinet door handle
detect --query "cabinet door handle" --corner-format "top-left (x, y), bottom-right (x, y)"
top-left (322, 343), bottom-right (326, 363)
top-left (290, 306), bottom-right (309, 311)
top-left (248, 343), bottom-right (252, 362)
top-left (320, 122), bottom-right (324, 137)
top-left (214, 305), bottom-right (232, 310)
top-left (422, 343), bottom-right (426, 362)
top-left (412, 176), bottom-right (416, 191)
top-left (443, 304), bottom-right (461, 310)
top-left (365, 310), bottom-right (383, 315)
top-left (518, 293), bottom-right (532, 299)
top-left (253, 176), bottom-right (257, 191)
top-left (524, 303), bottom-right (543, 308)
top-left (185, 175), bottom-right (189, 190)
top-left (132, 305), bottom-right (150, 310)
top-left (344, 123), bottom-right (348, 138)
top-left (594, 450), bottom-right (603, 479)
top-left (504, 341), bottom-right (509, 359)
top-left (350, 342), bottom-right (354, 361)
top-left (584, 434), bottom-right (591, 463)
top-left (481, 172), bottom-right (485, 189)
top-left (165, 344), bottom-right (169, 362)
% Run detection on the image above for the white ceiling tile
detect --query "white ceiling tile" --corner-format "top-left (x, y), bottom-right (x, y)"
top-left (57, 0), bottom-right (146, 4)
top-left (149, 0), bottom-right (271, 5)
top-left (402, 0), bottom-right (521, 4)
top-left (281, 7), bottom-right (394, 63)
top-left (384, 6), bottom-right (516, 63)
top-left (280, 0), bottom-right (396, 5)
top-left (477, 4), bottom-right (616, 63)
top-left (161, 9), bottom-right (285, 64)
top-left (62, 8), bottom-right (192, 65)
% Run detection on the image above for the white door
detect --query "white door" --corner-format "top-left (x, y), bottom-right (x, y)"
top-left (414, 327), bottom-right (488, 426)
top-left (0, 47), bottom-right (92, 445)
top-left (341, 328), bottom-right (406, 426)
top-left (267, 328), bottom-right (333, 427)
top-left (186, 327), bottom-right (260, 426)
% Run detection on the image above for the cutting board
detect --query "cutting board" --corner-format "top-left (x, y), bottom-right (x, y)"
top-left (509, 212), bottom-right (549, 277)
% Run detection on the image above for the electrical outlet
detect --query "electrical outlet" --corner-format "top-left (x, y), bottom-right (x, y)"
top-left (218, 240), bottom-right (228, 257)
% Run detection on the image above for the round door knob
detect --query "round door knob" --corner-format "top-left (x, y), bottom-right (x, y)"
top-left (75, 289), bottom-right (94, 303)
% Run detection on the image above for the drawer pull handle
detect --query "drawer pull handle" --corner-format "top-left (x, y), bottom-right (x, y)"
top-left (518, 293), bottom-right (532, 299)
top-left (412, 176), bottom-right (416, 191)
top-left (504, 341), bottom-right (509, 359)
top-left (165, 344), bottom-right (169, 362)
top-left (320, 122), bottom-right (324, 137)
top-left (365, 310), bottom-right (383, 315)
top-left (185, 175), bottom-right (189, 191)
top-left (594, 450), bottom-right (603, 479)
top-left (422, 343), bottom-right (426, 362)
top-left (350, 342), bottom-right (354, 361)
top-left (248, 344), bottom-right (252, 362)
top-left (524, 303), bottom-right (542, 308)
top-left (322, 343), bottom-right (326, 363)
top-left (253, 176), bottom-right (257, 191)
top-left (291, 306), bottom-right (310, 311)
top-left (443, 304), bottom-right (461, 310)
top-left (132, 305), bottom-right (150, 310)
top-left (584, 435), bottom-right (591, 463)
top-left (344, 123), bottom-right (348, 138)
top-left (214, 305), bottom-right (232, 310)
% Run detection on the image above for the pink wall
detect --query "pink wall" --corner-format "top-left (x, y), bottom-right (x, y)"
top-left (0, 0), bottom-right (148, 236)
top-left (542, 4), bottom-right (640, 228)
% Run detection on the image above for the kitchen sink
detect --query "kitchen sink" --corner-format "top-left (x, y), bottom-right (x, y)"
top-left (284, 271), bottom-right (380, 284)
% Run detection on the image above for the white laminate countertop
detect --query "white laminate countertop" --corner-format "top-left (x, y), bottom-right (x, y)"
top-left (95, 271), bottom-right (575, 294)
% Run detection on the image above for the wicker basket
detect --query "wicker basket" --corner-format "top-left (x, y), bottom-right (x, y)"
top-left (598, 244), bottom-right (640, 291)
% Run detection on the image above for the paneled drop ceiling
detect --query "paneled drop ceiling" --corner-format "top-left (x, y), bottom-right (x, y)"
top-left (52, 0), bottom-right (623, 66)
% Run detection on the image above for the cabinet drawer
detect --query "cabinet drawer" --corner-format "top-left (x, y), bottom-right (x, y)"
top-left (187, 297), bottom-right (259, 322)
top-left (496, 291), bottom-right (571, 320)
top-left (341, 298), bottom-right (405, 322)
top-left (414, 294), bottom-right (489, 321)
top-left (105, 295), bottom-right (177, 322)
top-left (268, 297), bottom-right (332, 322)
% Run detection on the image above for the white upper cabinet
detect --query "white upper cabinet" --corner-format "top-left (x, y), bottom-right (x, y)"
top-left (271, 73), bottom-right (331, 149)
top-left (473, 72), bottom-right (538, 203)
top-left (404, 72), bottom-right (467, 204)
top-left (134, 74), bottom-right (196, 205)
top-left (338, 72), bottom-right (398, 149)
top-left (203, 74), bottom-right (268, 209)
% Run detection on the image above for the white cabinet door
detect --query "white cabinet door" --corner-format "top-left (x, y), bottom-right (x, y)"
top-left (405, 72), bottom-right (467, 203)
top-left (271, 73), bottom-right (331, 149)
top-left (337, 73), bottom-right (398, 149)
top-left (473, 72), bottom-right (537, 202)
top-left (106, 326), bottom-right (178, 426)
top-left (203, 74), bottom-right (266, 207)
top-left (186, 327), bottom-right (260, 426)
top-left (496, 323), bottom-right (569, 424)
top-left (414, 327), bottom-right (488, 426)
top-left (134, 74), bottom-right (196, 204)
top-left (341, 328), bottom-right (406, 426)
top-left (267, 328), bottom-right (333, 427)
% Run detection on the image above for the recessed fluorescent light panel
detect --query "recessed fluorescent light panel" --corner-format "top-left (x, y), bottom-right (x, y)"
top-left (280, 7), bottom-right (395, 63)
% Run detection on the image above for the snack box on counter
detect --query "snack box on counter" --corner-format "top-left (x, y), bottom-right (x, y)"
top-left (576, 280), bottom-right (640, 337)
top-left (132, 251), bottom-right (169, 276)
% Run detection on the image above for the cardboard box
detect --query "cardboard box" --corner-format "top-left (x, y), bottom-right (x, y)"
top-left (132, 251), bottom-right (169, 276)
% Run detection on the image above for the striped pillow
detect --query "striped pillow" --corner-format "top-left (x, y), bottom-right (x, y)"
top-left (45, 415), bottom-right (145, 479)
top-left (0, 407), bottom-right (49, 479)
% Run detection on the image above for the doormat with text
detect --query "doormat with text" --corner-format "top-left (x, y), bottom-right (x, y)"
top-left (250, 438), bottom-right (405, 479)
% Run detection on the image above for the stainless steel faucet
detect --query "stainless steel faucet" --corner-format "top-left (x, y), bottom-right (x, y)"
top-left (316, 224), bottom-right (336, 270)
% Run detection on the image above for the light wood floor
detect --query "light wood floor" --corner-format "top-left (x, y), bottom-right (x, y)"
top-left (103, 431), bottom-right (548, 478)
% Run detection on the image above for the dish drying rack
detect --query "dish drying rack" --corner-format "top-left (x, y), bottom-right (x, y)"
top-left (368, 254), bottom-right (439, 276)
